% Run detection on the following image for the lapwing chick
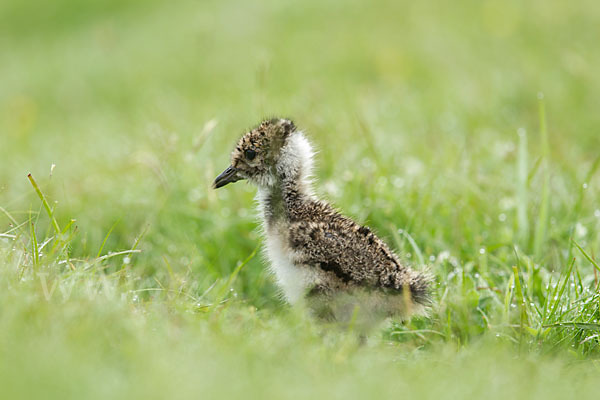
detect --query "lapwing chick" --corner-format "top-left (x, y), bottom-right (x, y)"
top-left (213, 118), bottom-right (430, 327)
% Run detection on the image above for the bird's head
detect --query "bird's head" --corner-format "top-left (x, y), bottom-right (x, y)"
top-left (213, 118), bottom-right (301, 189)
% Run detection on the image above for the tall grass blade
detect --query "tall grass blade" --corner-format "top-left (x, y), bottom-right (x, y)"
top-left (97, 219), bottom-right (120, 258)
top-left (547, 258), bottom-right (575, 321)
top-left (543, 322), bottom-right (600, 331)
top-left (398, 228), bottom-right (425, 267)
top-left (0, 205), bottom-right (19, 227)
top-left (533, 94), bottom-right (550, 257)
top-left (212, 244), bottom-right (259, 310)
top-left (573, 240), bottom-right (600, 273)
top-left (512, 265), bottom-right (528, 347)
top-left (503, 273), bottom-right (515, 325)
top-left (27, 173), bottom-right (61, 235)
top-left (30, 221), bottom-right (39, 269)
top-left (517, 128), bottom-right (529, 245)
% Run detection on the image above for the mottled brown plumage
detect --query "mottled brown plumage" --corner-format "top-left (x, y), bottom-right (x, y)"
top-left (213, 118), bottom-right (431, 325)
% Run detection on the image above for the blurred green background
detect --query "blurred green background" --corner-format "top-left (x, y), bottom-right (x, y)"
top-left (1, 0), bottom-right (600, 398)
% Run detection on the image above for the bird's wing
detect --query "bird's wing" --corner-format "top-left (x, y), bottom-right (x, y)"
top-left (288, 220), bottom-right (390, 286)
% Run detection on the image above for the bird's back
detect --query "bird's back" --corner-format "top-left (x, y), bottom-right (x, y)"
top-left (284, 198), bottom-right (430, 321)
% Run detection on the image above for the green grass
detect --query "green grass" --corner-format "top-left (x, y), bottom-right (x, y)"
top-left (2, 0), bottom-right (600, 398)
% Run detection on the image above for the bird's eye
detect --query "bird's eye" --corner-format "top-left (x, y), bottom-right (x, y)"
top-left (245, 149), bottom-right (256, 160)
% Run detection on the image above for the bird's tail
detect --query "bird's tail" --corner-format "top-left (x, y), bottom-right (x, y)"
top-left (408, 270), bottom-right (432, 306)
top-left (399, 270), bottom-right (433, 317)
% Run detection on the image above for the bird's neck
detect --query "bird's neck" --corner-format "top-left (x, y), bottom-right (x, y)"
top-left (257, 132), bottom-right (315, 225)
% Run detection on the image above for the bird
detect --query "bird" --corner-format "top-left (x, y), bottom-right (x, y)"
top-left (213, 118), bottom-right (431, 328)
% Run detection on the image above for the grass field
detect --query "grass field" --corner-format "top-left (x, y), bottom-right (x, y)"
top-left (1, 0), bottom-right (600, 398)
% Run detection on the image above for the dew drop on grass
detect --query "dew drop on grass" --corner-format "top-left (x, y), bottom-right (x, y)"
top-left (429, 255), bottom-right (435, 262)
top-left (498, 213), bottom-right (506, 222)
top-left (123, 256), bottom-right (131, 265)
top-left (582, 183), bottom-right (588, 190)
top-left (479, 248), bottom-right (486, 255)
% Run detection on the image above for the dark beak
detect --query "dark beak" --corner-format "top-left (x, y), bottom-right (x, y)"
top-left (213, 165), bottom-right (243, 189)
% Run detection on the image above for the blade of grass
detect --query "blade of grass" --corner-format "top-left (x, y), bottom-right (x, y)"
top-left (131, 223), bottom-right (149, 252)
top-left (573, 156), bottom-right (600, 220)
top-left (536, 275), bottom-right (554, 341)
top-left (97, 219), bottom-right (121, 258)
top-left (212, 244), bottom-right (260, 310)
top-left (533, 94), bottom-right (549, 257)
top-left (543, 322), bottom-right (600, 331)
top-left (526, 156), bottom-right (542, 186)
top-left (566, 157), bottom-right (600, 264)
top-left (30, 221), bottom-right (39, 269)
top-left (27, 173), bottom-right (60, 235)
top-left (61, 219), bottom-right (76, 234)
top-left (119, 223), bottom-right (150, 269)
top-left (1, 220), bottom-right (28, 236)
top-left (512, 266), bottom-right (528, 348)
top-left (87, 250), bottom-right (142, 270)
top-left (49, 219), bottom-right (78, 255)
top-left (572, 240), bottom-right (600, 273)
top-left (0, 205), bottom-right (19, 227)
top-left (547, 258), bottom-right (576, 322)
top-left (95, 249), bottom-right (142, 262)
top-left (389, 329), bottom-right (446, 337)
top-left (503, 273), bottom-right (515, 325)
top-left (397, 228), bottom-right (425, 267)
top-left (517, 128), bottom-right (529, 245)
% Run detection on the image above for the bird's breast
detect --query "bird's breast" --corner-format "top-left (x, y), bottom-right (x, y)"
top-left (263, 225), bottom-right (318, 304)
